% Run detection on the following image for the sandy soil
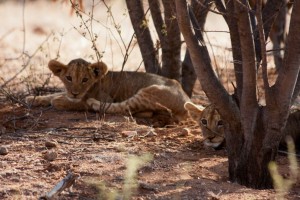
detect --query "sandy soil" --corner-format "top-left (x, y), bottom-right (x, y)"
top-left (0, 0), bottom-right (299, 199)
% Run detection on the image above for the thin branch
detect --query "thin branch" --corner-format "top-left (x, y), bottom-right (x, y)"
top-left (196, 0), bottom-right (226, 16)
top-left (102, 0), bottom-right (128, 51)
top-left (214, 0), bottom-right (228, 23)
top-left (22, 0), bottom-right (26, 54)
top-left (148, 0), bottom-right (165, 46)
top-left (256, 0), bottom-right (270, 101)
top-left (0, 28), bottom-right (18, 43)
top-left (1, 33), bottom-right (53, 88)
top-left (71, 1), bottom-right (102, 61)
top-left (261, 0), bottom-right (286, 41)
top-left (222, 0), bottom-right (243, 101)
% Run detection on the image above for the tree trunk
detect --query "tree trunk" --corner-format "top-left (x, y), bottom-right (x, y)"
top-left (221, 0), bottom-right (244, 101)
top-left (227, 107), bottom-right (275, 188)
top-left (160, 0), bottom-right (182, 82)
top-left (148, 0), bottom-right (182, 81)
top-left (182, 0), bottom-right (211, 97)
top-left (125, 0), bottom-right (160, 74)
top-left (182, 50), bottom-right (196, 97)
top-left (176, 0), bottom-right (300, 189)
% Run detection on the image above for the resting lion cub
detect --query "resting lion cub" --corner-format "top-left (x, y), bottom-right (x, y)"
top-left (26, 58), bottom-right (190, 121)
top-left (184, 102), bottom-right (300, 151)
top-left (184, 102), bottom-right (225, 148)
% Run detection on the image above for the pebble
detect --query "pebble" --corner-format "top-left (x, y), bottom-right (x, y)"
top-left (45, 140), bottom-right (58, 148)
top-left (0, 146), bottom-right (8, 155)
top-left (44, 150), bottom-right (57, 161)
top-left (121, 130), bottom-right (138, 137)
top-left (179, 128), bottom-right (190, 137)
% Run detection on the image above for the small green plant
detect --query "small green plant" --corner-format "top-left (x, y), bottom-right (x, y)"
top-left (268, 136), bottom-right (299, 200)
top-left (122, 153), bottom-right (153, 200)
top-left (88, 153), bottom-right (153, 200)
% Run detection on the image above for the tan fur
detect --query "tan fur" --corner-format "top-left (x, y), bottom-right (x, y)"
top-left (184, 102), bottom-right (225, 148)
top-left (26, 58), bottom-right (190, 121)
top-left (185, 102), bottom-right (300, 150)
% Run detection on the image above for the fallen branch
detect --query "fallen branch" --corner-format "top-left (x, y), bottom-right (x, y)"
top-left (39, 171), bottom-right (79, 200)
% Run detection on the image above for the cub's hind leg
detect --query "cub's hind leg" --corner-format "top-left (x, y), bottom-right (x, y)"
top-left (87, 85), bottom-right (175, 115)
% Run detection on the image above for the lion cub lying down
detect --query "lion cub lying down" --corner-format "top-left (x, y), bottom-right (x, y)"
top-left (184, 102), bottom-right (300, 151)
top-left (26, 58), bottom-right (190, 121)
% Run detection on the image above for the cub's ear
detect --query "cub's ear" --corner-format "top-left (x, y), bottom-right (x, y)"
top-left (89, 62), bottom-right (108, 78)
top-left (48, 60), bottom-right (67, 76)
top-left (184, 102), bottom-right (205, 121)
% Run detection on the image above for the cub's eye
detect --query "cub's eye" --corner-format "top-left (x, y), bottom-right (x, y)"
top-left (82, 78), bottom-right (88, 83)
top-left (217, 120), bottom-right (224, 127)
top-left (201, 118), bottom-right (207, 126)
top-left (66, 76), bottom-right (72, 82)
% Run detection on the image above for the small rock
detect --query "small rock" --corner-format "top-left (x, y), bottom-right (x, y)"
top-left (0, 146), bottom-right (8, 155)
top-left (44, 150), bottom-right (57, 161)
top-left (45, 140), bottom-right (58, 148)
top-left (144, 130), bottom-right (157, 137)
top-left (121, 130), bottom-right (138, 137)
top-left (179, 128), bottom-right (190, 137)
top-left (139, 181), bottom-right (158, 192)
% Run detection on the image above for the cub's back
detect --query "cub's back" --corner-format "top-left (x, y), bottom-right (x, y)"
top-left (99, 71), bottom-right (188, 102)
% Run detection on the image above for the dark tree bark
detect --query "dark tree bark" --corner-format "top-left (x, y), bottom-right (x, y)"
top-left (160, 0), bottom-right (182, 82)
top-left (250, 0), bottom-right (287, 70)
top-left (125, 0), bottom-right (160, 74)
top-left (217, 0), bottom-right (244, 100)
top-left (182, 0), bottom-right (211, 97)
top-left (181, 51), bottom-right (196, 97)
top-left (176, 0), bottom-right (300, 189)
top-left (175, 0), bottom-right (240, 122)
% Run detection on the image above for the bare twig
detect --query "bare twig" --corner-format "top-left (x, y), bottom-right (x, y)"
top-left (1, 32), bottom-right (53, 88)
top-left (39, 171), bottom-right (79, 200)
top-left (0, 28), bottom-right (18, 43)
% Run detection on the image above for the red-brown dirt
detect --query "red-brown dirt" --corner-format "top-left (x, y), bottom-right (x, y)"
top-left (0, 1), bottom-right (299, 199)
top-left (0, 96), bottom-right (300, 199)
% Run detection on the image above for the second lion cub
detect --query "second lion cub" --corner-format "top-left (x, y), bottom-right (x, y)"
top-left (26, 58), bottom-right (190, 121)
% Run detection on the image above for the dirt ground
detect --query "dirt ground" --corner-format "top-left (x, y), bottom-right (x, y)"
top-left (0, 1), bottom-right (300, 200)
top-left (0, 101), bottom-right (299, 200)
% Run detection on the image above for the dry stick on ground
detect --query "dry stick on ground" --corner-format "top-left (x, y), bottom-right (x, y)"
top-left (39, 171), bottom-right (79, 200)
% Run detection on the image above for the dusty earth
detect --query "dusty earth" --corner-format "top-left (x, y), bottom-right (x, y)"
top-left (0, 0), bottom-right (300, 200)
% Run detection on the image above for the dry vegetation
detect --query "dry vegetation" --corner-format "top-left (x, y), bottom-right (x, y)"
top-left (0, 1), bottom-right (299, 199)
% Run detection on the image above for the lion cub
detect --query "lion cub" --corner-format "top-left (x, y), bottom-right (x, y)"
top-left (184, 102), bottom-right (225, 148)
top-left (185, 102), bottom-right (300, 151)
top-left (26, 58), bottom-right (190, 121)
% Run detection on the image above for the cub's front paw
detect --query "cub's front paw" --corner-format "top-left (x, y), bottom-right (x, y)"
top-left (87, 98), bottom-right (101, 111)
top-left (26, 96), bottom-right (51, 107)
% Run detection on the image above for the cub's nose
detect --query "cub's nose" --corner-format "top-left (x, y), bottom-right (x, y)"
top-left (71, 91), bottom-right (80, 97)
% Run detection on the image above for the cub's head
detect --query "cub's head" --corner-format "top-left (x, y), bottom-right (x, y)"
top-left (49, 58), bottom-right (108, 102)
top-left (184, 102), bottom-right (225, 149)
